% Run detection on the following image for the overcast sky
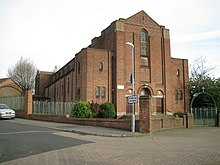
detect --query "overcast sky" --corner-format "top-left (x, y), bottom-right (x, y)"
top-left (1, 0), bottom-right (220, 78)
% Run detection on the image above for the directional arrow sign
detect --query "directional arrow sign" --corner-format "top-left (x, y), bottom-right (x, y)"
top-left (128, 95), bottom-right (138, 104)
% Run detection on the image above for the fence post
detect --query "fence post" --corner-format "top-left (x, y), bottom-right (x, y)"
top-left (25, 90), bottom-right (33, 115)
top-left (139, 96), bottom-right (152, 133)
top-left (217, 111), bottom-right (220, 127)
top-left (186, 113), bottom-right (194, 128)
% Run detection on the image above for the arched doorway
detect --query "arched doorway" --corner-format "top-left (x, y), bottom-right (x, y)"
top-left (139, 87), bottom-right (152, 114)
top-left (138, 87), bottom-right (152, 132)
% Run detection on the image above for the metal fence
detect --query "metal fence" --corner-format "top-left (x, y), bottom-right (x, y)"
top-left (0, 96), bottom-right (24, 110)
top-left (32, 101), bottom-right (74, 115)
top-left (191, 107), bottom-right (217, 125)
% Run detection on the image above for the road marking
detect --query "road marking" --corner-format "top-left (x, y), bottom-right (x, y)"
top-left (0, 130), bottom-right (55, 135)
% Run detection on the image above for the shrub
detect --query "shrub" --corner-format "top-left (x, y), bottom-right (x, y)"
top-left (72, 101), bottom-right (93, 118)
top-left (90, 101), bottom-right (100, 118)
top-left (174, 112), bottom-right (184, 118)
top-left (98, 102), bottom-right (115, 118)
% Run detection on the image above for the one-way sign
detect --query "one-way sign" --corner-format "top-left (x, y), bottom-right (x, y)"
top-left (128, 95), bottom-right (138, 104)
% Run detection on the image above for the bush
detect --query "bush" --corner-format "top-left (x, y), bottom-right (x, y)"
top-left (98, 102), bottom-right (115, 118)
top-left (90, 101), bottom-right (100, 118)
top-left (174, 112), bottom-right (184, 118)
top-left (72, 101), bottom-right (93, 118)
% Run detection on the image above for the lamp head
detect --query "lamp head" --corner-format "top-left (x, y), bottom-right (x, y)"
top-left (126, 42), bottom-right (134, 48)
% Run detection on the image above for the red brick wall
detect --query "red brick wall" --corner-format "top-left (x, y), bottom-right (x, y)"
top-left (138, 97), bottom-right (152, 133)
top-left (186, 113), bottom-right (194, 128)
top-left (17, 114), bottom-right (132, 131)
top-left (15, 110), bottom-right (26, 117)
top-left (35, 71), bottom-right (53, 97)
top-left (16, 113), bottom-right (194, 133)
top-left (166, 58), bottom-right (189, 114)
top-left (152, 118), bottom-right (185, 132)
top-left (86, 48), bottom-right (112, 104)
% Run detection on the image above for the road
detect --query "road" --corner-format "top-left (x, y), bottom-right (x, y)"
top-left (0, 118), bottom-right (220, 165)
top-left (0, 119), bottom-right (92, 163)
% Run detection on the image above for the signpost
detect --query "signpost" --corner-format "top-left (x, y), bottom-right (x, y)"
top-left (128, 95), bottom-right (138, 104)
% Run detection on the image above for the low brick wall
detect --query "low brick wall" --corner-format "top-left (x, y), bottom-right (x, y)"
top-left (186, 113), bottom-right (194, 128)
top-left (16, 112), bottom-right (195, 133)
top-left (151, 117), bottom-right (185, 132)
top-left (15, 110), bottom-right (26, 117)
top-left (16, 113), bottom-right (132, 131)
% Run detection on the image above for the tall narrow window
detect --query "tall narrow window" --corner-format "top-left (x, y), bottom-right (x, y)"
top-left (61, 81), bottom-right (64, 95)
top-left (177, 69), bottom-right (180, 77)
top-left (77, 87), bottom-right (80, 101)
top-left (56, 85), bottom-right (59, 97)
top-left (99, 62), bottom-right (104, 71)
top-left (179, 90), bottom-right (183, 100)
top-left (140, 30), bottom-right (149, 67)
top-left (95, 86), bottom-right (100, 97)
top-left (78, 62), bottom-right (80, 74)
top-left (101, 86), bottom-right (106, 98)
top-left (67, 78), bottom-right (70, 94)
top-left (175, 90), bottom-right (179, 100)
top-left (156, 98), bottom-right (164, 113)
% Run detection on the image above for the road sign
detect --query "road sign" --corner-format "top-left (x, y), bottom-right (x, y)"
top-left (128, 95), bottom-right (138, 104)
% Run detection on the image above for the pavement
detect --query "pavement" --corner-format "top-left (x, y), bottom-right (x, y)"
top-left (10, 118), bottom-right (143, 137)
top-left (2, 118), bottom-right (220, 164)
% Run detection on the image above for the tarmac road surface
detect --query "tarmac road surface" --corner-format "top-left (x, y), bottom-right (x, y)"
top-left (0, 118), bottom-right (219, 165)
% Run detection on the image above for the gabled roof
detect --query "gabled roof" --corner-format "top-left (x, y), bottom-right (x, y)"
top-left (125, 10), bottom-right (161, 28)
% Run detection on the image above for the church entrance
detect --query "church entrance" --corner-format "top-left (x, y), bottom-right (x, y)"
top-left (139, 87), bottom-right (151, 115)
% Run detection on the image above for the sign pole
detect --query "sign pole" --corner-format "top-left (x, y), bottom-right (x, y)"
top-left (126, 42), bottom-right (135, 132)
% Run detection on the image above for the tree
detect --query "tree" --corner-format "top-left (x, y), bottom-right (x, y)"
top-left (8, 57), bottom-right (37, 92)
top-left (189, 55), bottom-right (220, 109)
top-left (190, 55), bottom-right (216, 94)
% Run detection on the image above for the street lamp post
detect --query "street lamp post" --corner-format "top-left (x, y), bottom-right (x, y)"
top-left (126, 42), bottom-right (135, 132)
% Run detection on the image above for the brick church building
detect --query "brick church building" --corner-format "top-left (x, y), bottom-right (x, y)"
top-left (35, 10), bottom-right (189, 117)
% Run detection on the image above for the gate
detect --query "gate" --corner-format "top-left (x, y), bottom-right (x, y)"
top-left (190, 91), bottom-right (218, 126)
top-left (191, 108), bottom-right (217, 126)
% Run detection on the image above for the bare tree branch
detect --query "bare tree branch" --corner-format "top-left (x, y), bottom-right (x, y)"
top-left (190, 55), bottom-right (216, 90)
top-left (8, 57), bottom-right (37, 92)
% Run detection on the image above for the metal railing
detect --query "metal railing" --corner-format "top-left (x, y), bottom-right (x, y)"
top-left (0, 96), bottom-right (24, 110)
top-left (32, 101), bottom-right (74, 115)
top-left (191, 107), bottom-right (217, 125)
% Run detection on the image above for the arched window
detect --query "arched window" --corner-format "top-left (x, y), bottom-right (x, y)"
top-left (140, 30), bottom-right (149, 67)
top-left (101, 86), bottom-right (106, 97)
top-left (99, 62), bottom-right (104, 71)
top-left (95, 86), bottom-right (100, 97)
top-left (156, 90), bottom-right (164, 114)
top-left (175, 90), bottom-right (179, 100)
top-left (177, 69), bottom-right (180, 77)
